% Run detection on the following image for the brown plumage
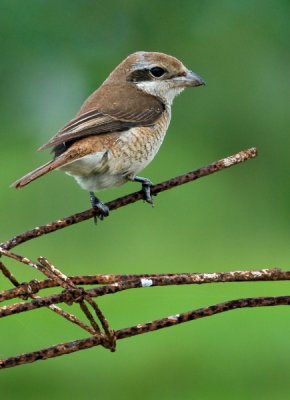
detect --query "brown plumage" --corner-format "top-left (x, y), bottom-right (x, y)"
top-left (13, 51), bottom-right (204, 217)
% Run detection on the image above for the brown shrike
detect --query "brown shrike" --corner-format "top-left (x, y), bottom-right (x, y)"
top-left (13, 51), bottom-right (205, 219)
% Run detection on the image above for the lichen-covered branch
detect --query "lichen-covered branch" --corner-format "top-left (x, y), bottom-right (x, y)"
top-left (1, 295), bottom-right (289, 369)
top-left (1, 267), bottom-right (289, 318)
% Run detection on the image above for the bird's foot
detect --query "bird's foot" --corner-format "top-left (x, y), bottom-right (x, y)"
top-left (131, 176), bottom-right (154, 206)
top-left (89, 192), bottom-right (109, 223)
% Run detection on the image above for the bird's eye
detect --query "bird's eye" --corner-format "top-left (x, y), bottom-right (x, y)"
top-left (150, 67), bottom-right (166, 78)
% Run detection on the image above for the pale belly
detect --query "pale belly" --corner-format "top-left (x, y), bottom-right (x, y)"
top-left (59, 125), bottom-right (168, 192)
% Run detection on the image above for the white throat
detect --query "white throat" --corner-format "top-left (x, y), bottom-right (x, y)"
top-left (136, 81), bottom-right (184, 107)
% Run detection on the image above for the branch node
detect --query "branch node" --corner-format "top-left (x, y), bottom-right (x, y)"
top-left (100, 331), bottom-right (117, 352)
top-left (63, 288), bottom-right (85, 305)
top-left (19, 279), bottom-right (40, 300)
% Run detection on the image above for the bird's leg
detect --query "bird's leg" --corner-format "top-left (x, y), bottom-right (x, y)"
top-left (130, 176), bottom-right (154, 206)
top-left (89, 192), bottom-right (109, 223)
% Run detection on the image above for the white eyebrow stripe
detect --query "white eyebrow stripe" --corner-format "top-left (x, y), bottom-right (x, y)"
top-left (132, 63), bottom-right (162, 71)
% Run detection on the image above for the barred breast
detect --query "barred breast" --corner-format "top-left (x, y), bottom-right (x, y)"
top-left (111, 108), bottom-right (170, 175)
top-left (61, 108), bottom-right (171, 192)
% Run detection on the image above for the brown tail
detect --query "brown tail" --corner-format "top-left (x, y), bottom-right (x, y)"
top-left (12, 157), bottom-right (65, 188)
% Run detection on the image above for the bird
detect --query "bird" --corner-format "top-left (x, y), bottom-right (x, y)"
top-left (13, 51), bottom-right (205, 220)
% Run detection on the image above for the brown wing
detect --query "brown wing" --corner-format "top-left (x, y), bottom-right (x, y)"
top-left (39, 83), bottom-right (164, 151)
top-left (38, 108), bottom-right (161, 151)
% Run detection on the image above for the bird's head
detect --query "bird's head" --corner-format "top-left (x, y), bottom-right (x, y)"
top-left (105, 51), bottom-right (205, 106)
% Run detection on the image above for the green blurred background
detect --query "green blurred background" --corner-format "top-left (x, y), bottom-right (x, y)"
top-left (0, 0), bottom-right (289, 398)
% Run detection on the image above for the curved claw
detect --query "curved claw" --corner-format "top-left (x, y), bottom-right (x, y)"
top-left (142, 183), bottom-right (154, 206)
top-left (127, 175), bottom-right (155, 207)
top-left (129, 176), bottom-right (153, 206)
top-left (89, 192), bottom-right (109, 223)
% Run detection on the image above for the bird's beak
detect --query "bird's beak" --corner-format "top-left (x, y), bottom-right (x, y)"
top-left (173, 70), bottom-right (205, 88)
top-left (185, 70), bottom-right (205, 87)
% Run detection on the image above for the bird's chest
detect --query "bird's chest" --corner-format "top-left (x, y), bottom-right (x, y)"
top-left (111, 110), bottom-right (170, 174)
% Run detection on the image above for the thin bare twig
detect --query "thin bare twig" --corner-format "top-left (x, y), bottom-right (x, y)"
top-left (38, 257), bottom-right (114, 348)
top-left (0, 261), bottom-right (19, 287)
top-left (37, 257), bottom-right (103, 336)
top-left (0, 268), bottom-right (290, 318)
top-left (1, 294), bottom-right (289, 369)
top-left (2, 267), bottom-right (288, 302)
top-left (0, 254), bottom-right (100, 335)
top-left (0, 147), bottom-right (257, 251)
top-left (1, 267), bottom-right (288, 318)
top-left (0, 258), bottom-right (96, 335)
top-left (0, 251), bottom-right (114, 347)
